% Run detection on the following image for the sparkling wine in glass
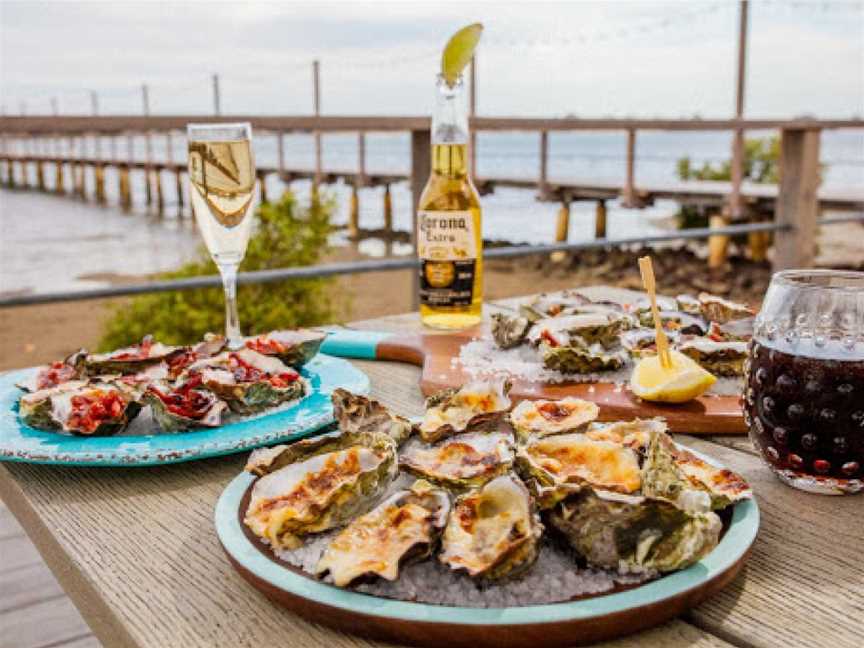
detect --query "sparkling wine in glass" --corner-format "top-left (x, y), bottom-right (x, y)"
top-left (186, 122), bottom-right (255, 347)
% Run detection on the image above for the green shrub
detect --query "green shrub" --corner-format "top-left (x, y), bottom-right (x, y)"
top-left (100, 191), bottom-right (338, 350)
top-left (676, 135), bottom-right (780, 185)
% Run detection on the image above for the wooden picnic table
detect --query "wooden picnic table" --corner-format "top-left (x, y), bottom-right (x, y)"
top-left (1, 287), bottom-right (862, 648)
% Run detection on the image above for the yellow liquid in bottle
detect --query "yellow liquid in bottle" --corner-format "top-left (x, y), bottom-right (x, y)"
top-left (418, 143), bottom-right (483, 329)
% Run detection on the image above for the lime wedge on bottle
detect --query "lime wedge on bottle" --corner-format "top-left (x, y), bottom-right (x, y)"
top-left (441, 23), bottom-right (483, 86)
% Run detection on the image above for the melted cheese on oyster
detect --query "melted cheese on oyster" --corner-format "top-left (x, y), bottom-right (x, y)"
top-left (419, 379), bottom-right (511, 439)
top-left (244, 446), bottom-right (386, 549)
top-left (522, 434), bottom-right (642, 493)
top-left (670, 445), bottom-right (751, 505)
top-left (510, 398), bottom-right (599, 438)
top-left (585, 418), bottom-right (667, 451)
top-left (399, 431), bottom-right (513, 486)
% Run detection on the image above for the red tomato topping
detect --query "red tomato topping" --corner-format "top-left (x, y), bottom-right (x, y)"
top-left (148, 374), bottom-right (214, 420)
top-left (540, 330), bottom-right (561, 348)
top-left (112, 336), bottom-right (154, 361)
top-left (224, 353), bottom-right (298, 388)
top-left (67, 390), bottom-right (126, 434)
top-left (537, 401), bottom-right (572, 422)
top-left (245, 337), bottom-right (287, 355)
top-left (36, 361), bottom-right (77, 390)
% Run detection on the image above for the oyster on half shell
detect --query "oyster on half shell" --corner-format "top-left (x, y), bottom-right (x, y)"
top-left (490, 312), bottom-right (531, 349)
top-left (519, 291), bottom-right (593, 322)
top-left (399, 429), bottom-right (515, 489)
top-left (698, 293), bottom-right (754, 324)
top-left (144, 376), bottom-right (227, 432)
top-left (315, 480), bottom-right (451, 587)
top-left (548, 489), bottom-right (722, 574)
top-left (509, 397), bottom-right (599, 442)
top-left (20, 381), bottom-right (141, 436)
top-left (243, 430), bottom-right (398, 550)
top-left (584, 418), bottom-right (667, 452)
top-left (528, 313), bottom-right (628, 349)
top-left (676, 336), bottom-right (748, 377)
top-left (331, 388), bottom-right (413, 446)
top-left (439, 474), bottom-right (542, 581)
top-left (418, 378), bottom-right (512, 444)
top-left (540, 342), bottom-right (627, 374)
top-left (16, 349), bottom-right (87, 393)
top-left (82, 335), bottom-right (181, 376)
top-left (244, 329), bottom-right (327, 369)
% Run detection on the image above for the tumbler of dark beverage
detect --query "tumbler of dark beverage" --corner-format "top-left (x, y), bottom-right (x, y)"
top-left (744, 270), bottom-right (864, 495)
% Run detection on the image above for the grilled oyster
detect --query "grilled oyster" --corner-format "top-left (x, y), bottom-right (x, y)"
top-left (16, 350), bottom-right (87, 393)
top-left (400, 429), bottom-right (515, 489)
top-left (243, 431), bottom-right (398, 550)
top-left (418, 378), bottom-right (512, 444)
top-left (19, 381), bottom-right (141, 436)
top-left (332, 388), bottom-right (413, 446)
top-left (439, 474), bottom-right (542, 581)
top-left (244, 329), bottom-right (327, 369)
top-left (491, 312), bottom-right (531, 349)
top-left (144, 376), bottom-right (227, 431)
top-left (540, 342), bottom-right (627, 374)
top-left (528, 313), bottom-right (628, 349)
top-left (186, 349), bottom-right (307, 415)
top-left (517, 433), bottom-right (642, 507)
top-left (83, 335), bottom-right (181, 376)
top-left (698, 293), bottom-right (754, 324)
top-left (509, 397), bottom-right (599, 441)
top-left (584, 418), bottom-right (667, 452)
top-left (548, 489), bottom-right (722, 574)
top-left (677, 336), bottom-right (748, 377)
top-left (641, 430), bottom-right (750, 511)
top-left (315, 480), bottom-right (451, 587)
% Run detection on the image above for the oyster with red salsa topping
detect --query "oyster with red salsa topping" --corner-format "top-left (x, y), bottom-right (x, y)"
top-left (439, 474), bottom-right (542, 581)
top-left (186, 348), bottom-right (307, 415)
top-left (315, 479), bottom-right (451, 587)
top-left (418, 378), bottom-right (513, 444)
top-left (163, 333), bottom-right (227, 381)
top-left (83, 335), bottom-right (181, 376)
top-left (244, 329), bottom-right (327, 369)
top-left (509, 397), bottom-right (599, 442)
top-left (144, 375), bottom-right (227, 432)
top-left (20, 381), bottom-right (141, 436)
top-left (16, 349), bottom-right (87, 393)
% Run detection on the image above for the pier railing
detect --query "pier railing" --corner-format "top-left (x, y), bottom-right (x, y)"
top-left (1, 115), bottom-right (863, 307)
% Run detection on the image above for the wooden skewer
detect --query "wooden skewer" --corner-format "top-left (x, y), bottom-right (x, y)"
top-left (638, 256), bottom-right (673, 369)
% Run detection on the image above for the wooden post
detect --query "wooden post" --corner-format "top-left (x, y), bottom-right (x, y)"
top-left (410, 129), bottom-right (432, 309)
top-left (36, 160), bottom-right (45, 191)
top-left (312, 60), bottom-right (322, 188)
top-left (539, 130), bottom-right (549, 198)
top-left (622, 128), bottom-right (637, 207)
top-left (119, 166), bottom-right (132, 211)
top-left (95, 164), bottom-right (106, 204)
top-left (155, 168), bottom-right (164, 216)
top-left (357, 132), bottom-right (366, 186)
top-left (595, 200), bottom-right (607, 239)
top-left (145, 168), bottom-right (153, 206)
top-left (708, 213), bottom-right (730, 269)
top-left (469, 54), bottom-right (477, 179)
top-left (551, 200), bottom-right (571, 263)
top-left (212, 74), bottom-right (221, 115)
top-left (773, 129), bottom-right (821, 270)
top-left (259, 172), bottom-right (268, 204)
top-left (348, 185), bottom-right (360, 239)
top-left (277, 131), bottom-right (285, 173)
top-left (383, 184), bottom-right (393, 234)
top-left (55, 161), bottom-right (64, 195)
top-left (175, 168), bottom-right (184, 216)
top-left (730, 0), bottom-right (749, 222)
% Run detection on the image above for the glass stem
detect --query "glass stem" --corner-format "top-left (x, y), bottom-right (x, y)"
top-left (218, 262), bottom-right (242, 348)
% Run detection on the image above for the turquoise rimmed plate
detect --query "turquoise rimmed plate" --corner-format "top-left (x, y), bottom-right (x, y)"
top-left (0, 354), bottom-right (369, 467)
top-left (216, 447), bottom-right (759, 647)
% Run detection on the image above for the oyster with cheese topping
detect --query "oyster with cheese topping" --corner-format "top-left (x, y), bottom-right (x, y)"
top-left (82, 335), bottom-right (181, 376)
top-left (19, 380), bottom-right (141, 436)
top-left (509, 397), bottom-right (599, 442)
top-left (698, 293), bottom-right (754, 324)
top-left (243, 430), bottom-right (398, 550)
top-left (244, 329), bottom-right (327, 369)
top-left (491, 312), bottom-right (531, 349)
top-left (548, 489), bottom-right (722, 574)
top-left (400, 429), bottom-right (515, 489)
top-left (540, 342), bottom-right (627, 374)
top-left (439, 474), bottom-right (542, 581)
top-left (418, 379), bottom-right (512, 444)
top-left (584, 418), bottom-right (667, 452)
top-left (315, 480), bottom-right (451, 587)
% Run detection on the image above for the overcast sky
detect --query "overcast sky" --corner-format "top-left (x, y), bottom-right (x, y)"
top-left (1, 0), bottom-right (862, 118)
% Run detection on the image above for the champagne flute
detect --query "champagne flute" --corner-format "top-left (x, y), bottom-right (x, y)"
top-left (186, 123), bottom-right (255, 348)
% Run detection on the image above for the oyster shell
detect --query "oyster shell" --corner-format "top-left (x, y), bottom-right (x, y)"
top-left (400, 429), bottom-right (515, 489)
top-left (16, 349), bottom-right (87, 393)
top-left (698, 292), bottom-right (754, 324)
top-left (548, 489), bottom-right (722, 574)
top-left (83, 335), bottom-right (181, 376)
top-left (491, 312), bottom-right (531, 349)
top-left (677, 336), bottom-right (747, 377)
top-left (164, 333), bottom-right (227, 380)
top-left (418, 378), bottom-right (512, 444)
top-left (509, 397), bottom-right (599, 442)
top-left (540, 342), bottom-right (627, 374)
top-left (631, 296), bottom-right (677, 316)
top-left (331, 388), bottom-right (413, 446)
top-left (675, 294), bottom-right (701, 315)
top-left (516, 433), bottom-right (642, 506)
top-left (637, 310), bottom-right (707, 336)
top-left (243, 431), bottom-right (398, 550)
top-left (439, 474), bottom-right (542, 581)
top-left (706, 319), bottom-right (753, 343)
top-left (187, 349), bottom-right (307, 415)
top-left (244, 329), bottom-right (327, 369)
top-left (584, 418), bottom-right (667, 452)
top-left (519, 291), bottom-right (593, 322)
top-left (144, 376), bottom-right (227, 431)
top-left (20, 381), bottom-right (141, 436)
top-left (528, 313), bottom-right (628, 349)
top-left (315, 480), bottom-right (451, 587)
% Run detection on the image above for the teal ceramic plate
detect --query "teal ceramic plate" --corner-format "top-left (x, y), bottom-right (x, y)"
top-left (215, 447), bottom-right (759, 647)
top-left (0, 354), bottom-right (369, 467)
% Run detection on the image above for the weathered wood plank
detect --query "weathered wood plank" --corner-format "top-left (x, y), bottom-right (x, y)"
top-left (0, 597), bottom-right (92, 648)
top-left (0, 562), bottom-right (65, 613)
top-left (0, 533), bottom-right (42, 573)
top-left (0, 499), bottom-right (23, 540)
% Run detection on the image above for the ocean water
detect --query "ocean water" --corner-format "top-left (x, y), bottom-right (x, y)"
top-left (1, 129), bottom-right (862, 296)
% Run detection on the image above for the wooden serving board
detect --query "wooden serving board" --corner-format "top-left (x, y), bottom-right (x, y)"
top-left (321, 326), bottom-right (746, 434)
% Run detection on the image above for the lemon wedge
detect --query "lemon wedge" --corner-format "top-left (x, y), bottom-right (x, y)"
top-left (441, 23), bottom-right (483, 86)
top-left (630, 350), bottom-right (716, 403)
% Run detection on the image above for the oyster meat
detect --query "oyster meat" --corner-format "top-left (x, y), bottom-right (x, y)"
top-left (698, 292), bottom-right (755, 324)
top-left (164, 333), bottom-right (227, 380)
top-left (519, 290), bottom-right (593, 322)
top-left (637, 310), bottom-right (707, 336)
top-left (243, 430), bottom-right (398, 550)
top-left (418, 378), bottom-right (512, 444)
top-left (400, 429), bottom-right (515, 489)
top-left (677, 336), bottom-right (748, 377)
top-left (528, 313), bottom-right (628, 349)
top-left (244, 329), bottom-right (327, 369)
top-left (315, 480), bottom-right (451, 587)
top-left (20, 381), bottom-right (141, 436)
top-left (144, 375), bottom-right (227, 431)
top-left (187, 348), bottom-right (307, 415)
top-left (675, 294), bottom-right (701, 315)
top-left (548, 489), bottom-right (722, 574)
top-left (82, 335), bottom-right (181, 376)
top-left (540, 342), bottom-right (627, 374)
top-left (490, 312), bottom-right (531, 349)
top-left (439, 474), bottom-right (542, 581)
top-left (509, 397), bottom-right (599, 441)
top-left (16, 349), bottom-right (86, 393)
top-left (331, 388), bottom-right (413, 446)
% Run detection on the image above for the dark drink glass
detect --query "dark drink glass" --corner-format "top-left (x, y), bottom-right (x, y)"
top-left (744, 270), bottom-right (864, 495)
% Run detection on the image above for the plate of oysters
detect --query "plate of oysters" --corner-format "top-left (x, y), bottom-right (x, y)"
top-left (0, 330), bottom-right (369, 466)
top-left (216, 382), bottom-right (758, 647)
